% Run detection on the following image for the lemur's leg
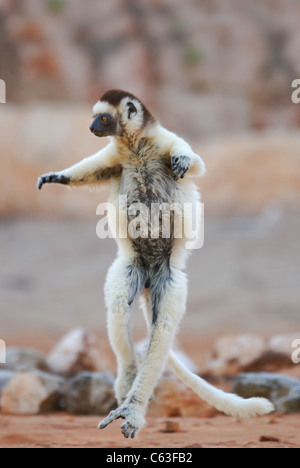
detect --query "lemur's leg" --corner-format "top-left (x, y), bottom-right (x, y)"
top-left (99, 266), bottom-right (187, 438)
top-left (140, 289), bottom-right (151, 331)
top-left (37, 143), bottom-right (122, 189)
top-left (105, 257), bottom-right (145, 405)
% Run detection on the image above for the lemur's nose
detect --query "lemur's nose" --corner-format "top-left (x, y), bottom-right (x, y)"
top-left (89, 124), bottom-right (95, 133)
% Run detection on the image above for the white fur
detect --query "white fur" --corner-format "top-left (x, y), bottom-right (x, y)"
top-left (125, 268), bottom-right (187, 406)
top-left (50, 141), bottom-right (122, 188)
top-left (119, 97), bottom-right (144, 135)
top-left (168, 351), bottom-right (274, 418)
top-left (93, 101), bottom-right (116, 117)
top-left (149, 125), bottom-right (206, 178)
top-left (105, 256), bottom-right (140, 403)
top-left (39, 94), bottom-right (274, 438)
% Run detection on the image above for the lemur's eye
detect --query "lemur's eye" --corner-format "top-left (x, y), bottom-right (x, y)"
top-left (102, 116), bottom-right (108, 123)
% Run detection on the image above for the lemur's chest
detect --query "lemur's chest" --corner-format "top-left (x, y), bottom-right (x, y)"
top-left (117, 140), bottom-right (179, 262)
top-left (119, 141), bottom-right (177, 206)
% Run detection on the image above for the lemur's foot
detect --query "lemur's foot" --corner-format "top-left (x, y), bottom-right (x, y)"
top-left (171, 155), bottom-right (191, 180)
top-left (98, 403), bottom-right (145, 439)
top-left (37, 173), bottom-right (70, 190)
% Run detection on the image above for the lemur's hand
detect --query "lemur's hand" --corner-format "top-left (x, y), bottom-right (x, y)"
top-left (171, 155), bottom-right (191, 181)
top-left (37, 173), bottom-right (70, 190)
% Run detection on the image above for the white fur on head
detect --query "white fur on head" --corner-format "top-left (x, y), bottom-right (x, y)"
top-left (119, 97), bottom-right (144, 134)
top-left (93, 101), bottom-right (116, 117)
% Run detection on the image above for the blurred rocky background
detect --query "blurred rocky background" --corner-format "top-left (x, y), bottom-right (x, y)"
top-left (0, 0), bottom-right (299, 342)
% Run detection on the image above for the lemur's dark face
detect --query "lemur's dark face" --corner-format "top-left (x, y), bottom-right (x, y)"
top-left (89, 113), bottom-right (117, 137)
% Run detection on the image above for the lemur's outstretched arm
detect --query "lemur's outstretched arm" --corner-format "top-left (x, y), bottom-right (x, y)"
top-left (38, 142), bottom-right (122, 190)
top-left (156, 127), bottom-right (206, 180)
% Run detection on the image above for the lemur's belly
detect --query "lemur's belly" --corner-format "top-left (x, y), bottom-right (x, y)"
top-left (119, 156), bottom-right (180, 264)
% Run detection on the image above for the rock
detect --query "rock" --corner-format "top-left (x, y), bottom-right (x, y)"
top-left (65, 372), bottom-right (116, 415)
top-left (268, 333), bottom-right (300, 356)
top-left (268, 333), bottom-right (300, 366)
top-left (1, 370), bottom-right (65, 414)
top-left (0, 370), bottom-right (14, 395)
top-left (233, 372), bottom-right (300, 414)
top-left (259, 435), bottom-right (280, 443)
top-left (148, 377), bottom-right (213, 417)
top-left (46, 328), bottom-right (106, 377)
top-left (205, 334), bottom-right (266, 376)
top-left (0, 339), bottom-right (5, 364)
top-left (0, 347), bottom-right (49, 372)
top-left (205, 333), bottom-right (300, 376)
top-left (244, 333), bottom-right (300, 372)
top-left (162, 420), bottom-right (181, 433)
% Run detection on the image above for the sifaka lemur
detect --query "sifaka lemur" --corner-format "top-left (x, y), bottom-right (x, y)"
top-left (38, 90), bottom-right (274, 439)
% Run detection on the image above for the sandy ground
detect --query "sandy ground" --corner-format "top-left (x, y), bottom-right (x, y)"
top-left (0, 413), bottom-right (299, 449)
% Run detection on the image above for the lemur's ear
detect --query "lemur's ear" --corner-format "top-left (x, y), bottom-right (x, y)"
top-left (127, 102), bottom-right (137, 119)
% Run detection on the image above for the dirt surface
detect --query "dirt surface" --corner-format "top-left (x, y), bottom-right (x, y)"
top-left (0, 413), bottom-right (299, 448)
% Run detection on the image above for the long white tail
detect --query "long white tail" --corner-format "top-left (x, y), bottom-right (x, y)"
top-left (168, 350), bottom-right (274, 418)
